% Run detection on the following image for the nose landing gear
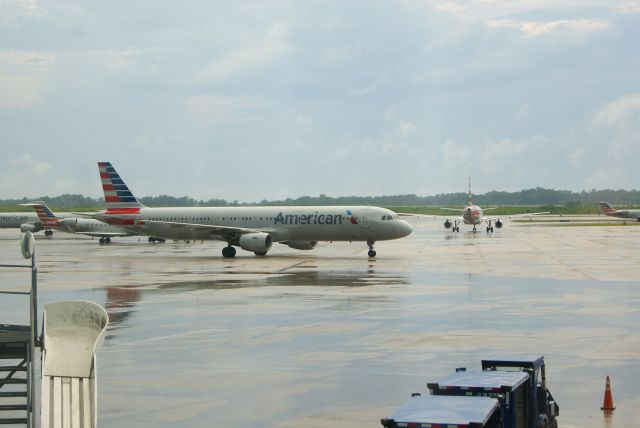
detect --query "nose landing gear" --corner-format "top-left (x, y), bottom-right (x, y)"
top-left (367, 239), bottom-right (376, 258)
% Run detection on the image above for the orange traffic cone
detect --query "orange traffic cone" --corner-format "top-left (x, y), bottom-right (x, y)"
top-left (601, 375), bottom-right (616, 411)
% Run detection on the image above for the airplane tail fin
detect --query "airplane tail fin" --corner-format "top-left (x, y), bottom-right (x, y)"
top-left (598, 202), bottom-right (616, 215)
top-left (467, 177), bottom-right (473, 206)
top-left (98, 162), bottom-right (145, 211)
top-left (21, 201), bottom-right (60, 227)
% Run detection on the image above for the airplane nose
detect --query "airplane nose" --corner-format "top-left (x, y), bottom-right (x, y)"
top-left (396, 219), bottom-right (413, 237)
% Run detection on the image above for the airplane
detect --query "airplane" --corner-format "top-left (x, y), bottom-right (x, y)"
top-left (0, 211), bottom-right (45, 233)
top-left (598, 202), bottom-right (640, 222)
top-left (22, 201), bottom-right (137, 244)
top-left (93, 162), bottom-right (413, 257)
top-left (441, 179), bottom-right (547, 233)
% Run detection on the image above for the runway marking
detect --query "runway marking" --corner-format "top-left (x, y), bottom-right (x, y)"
top-left (278, 260), bottom-right (312, 273)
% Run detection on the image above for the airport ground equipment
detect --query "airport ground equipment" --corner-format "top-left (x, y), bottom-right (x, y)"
top-left (1, 232), bottom-right (109, 428)
top-left (382, 356), bottom-right (559, 428)
top-left (40, 301), bottom-right (108, 428)
top-left (381, 394), bottom-right (502, 427)
top-left (0, 232), bottom-right (38, 427)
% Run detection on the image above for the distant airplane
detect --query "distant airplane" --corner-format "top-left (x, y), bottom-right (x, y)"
top-left (598, 202), bottom-right (640, 222)
top-left (22, 201), bottom-right (136, 244)
top-left (0, 211), bottom-right (45, 234)
top-left (93, 162), bottom-right (413, 257)
top-left (442, 179), bottom-right (547, 233)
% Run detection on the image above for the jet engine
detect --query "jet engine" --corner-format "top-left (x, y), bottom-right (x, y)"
top-left (284, 241), bottom-right (318, 250)
top-left (20, 223), bottom-right (38, 233)
top-left (444, 220), bottom-right (452, 229)
top-left (238, 232), bottom-right (272, 253)
top-left (495, 219), bottom-right (503, 228)
top-left (60, 218), bottom-right (79, 233)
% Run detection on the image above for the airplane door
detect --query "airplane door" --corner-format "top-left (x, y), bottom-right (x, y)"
top-left (359, 209), bottom-right (370, 228)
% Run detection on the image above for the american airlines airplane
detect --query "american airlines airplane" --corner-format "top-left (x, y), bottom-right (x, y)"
top-left (442, 179), bottom-right (503, 233)
top-left (94, 162), bottom-right (412, 257)
top-left (598, 202), bottom-right (640, 221)
top-left (22, 201), bottom-right (136, 244)
top-left (0, 212), bottom-right (43, 233)
top-left (442, 179), bottom-right (547, 233)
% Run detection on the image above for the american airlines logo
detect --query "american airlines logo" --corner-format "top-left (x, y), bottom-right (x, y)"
top-left (274, 210), bottom-right (357, 225)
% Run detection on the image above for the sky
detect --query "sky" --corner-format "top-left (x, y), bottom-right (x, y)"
top-left (1, 0), bottom-right (639, 202)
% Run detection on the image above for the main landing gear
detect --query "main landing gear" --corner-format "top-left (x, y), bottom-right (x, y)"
top-left (445, 220), bottom-right (461, 232)
top-left (222, 245), bottom-right (236, 258)
top-left (148, 237), bottom-right (166, 243)
top-left (44, 229), bottom-right (54, 237)
top-left (98, 237), bottom-right (111, 245)
top-left (367, 239), bottom-right (376, 258)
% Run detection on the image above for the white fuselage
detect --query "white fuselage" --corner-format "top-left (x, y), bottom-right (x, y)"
top-left (100, 205), bottom-right (412, 242)
top-left (462, 205), bottom-right (484, 225)
top-left (0, 212), bottom-right (40, 228)
top-left (59, 218), bottom-right (135, 237)
top-left (609, 210), bottom-right (640, 220)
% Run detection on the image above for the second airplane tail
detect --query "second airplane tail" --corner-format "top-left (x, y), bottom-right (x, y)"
top-left (598, 202), bottom-right (616, 216)
top-left (22, 201), bottom-right (60, 228)
top-left (98, 162), bottom-right (144, 211)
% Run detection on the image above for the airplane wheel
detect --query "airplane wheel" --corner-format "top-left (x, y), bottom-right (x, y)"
top-left (99, 238), bottom-right (105, 245)
top-left (105, 237), bottom-right (111, 244)
top-left (490, 227), bottom-right (494, 232)
top-left (222, 246), bottom-right (236, 258)
top-left (45, 230), bottom-right (53, 237)
top-left (486, 227), bottom-right (490, 233)
top-left (368, 250), bottom-right (377, 258)
top-left (254, 251), bottom-right (267, 256)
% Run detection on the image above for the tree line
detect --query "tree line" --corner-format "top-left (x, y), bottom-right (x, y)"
top-left (0, 188), bottom-right (639, 211)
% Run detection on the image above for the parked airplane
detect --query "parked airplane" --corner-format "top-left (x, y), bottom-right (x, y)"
top-left (93, 162), bottom-right (412, 257)
top-left (442, 179), bottom-right (547, 233)
top-left (0, 212), bottom-right (44, 233)
top-left (598, 202), bottom-right (640, 221)
top-left (22, 201), bottom-right (136, 244)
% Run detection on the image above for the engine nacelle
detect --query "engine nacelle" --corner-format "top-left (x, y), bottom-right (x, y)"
top-left (60, 218), bottom-right (79, 233)
top-left (495, 219), bottom-right (503, 229)
top-left (238, 232), bottom-right (272, 253)
top-left (20, 223), bottom-right (37, 233)
top-left (285, 241), bottom-right (318, 251)
top-left (444, 220), bottom-right (452, 229)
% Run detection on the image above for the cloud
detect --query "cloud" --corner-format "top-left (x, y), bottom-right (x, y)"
top-left (397, 121), bottom-right (417, 139)
top-left (196, 23), bottom-right (292, 83)
top-left (185, 94), bottom-right (270, 125)
top-left (0, 50), bottom-right (55, 109)
top-left (591, 93), bottom-right (640, 130)
top-left (488, 19), bottom-right (609, 37)
top-left (0, 154), bottom-right (53, 198)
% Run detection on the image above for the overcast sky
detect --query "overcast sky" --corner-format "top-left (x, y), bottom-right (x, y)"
top-left (1, 1), bottom-right (639, 202)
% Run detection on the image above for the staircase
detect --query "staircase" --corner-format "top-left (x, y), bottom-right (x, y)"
top-left (0, 325), bottom-right (33, 427)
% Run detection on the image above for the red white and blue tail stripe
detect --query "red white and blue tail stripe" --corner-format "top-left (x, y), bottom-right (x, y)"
top-left (98, 162), bottom-right (144, 211)
top-left (28, 202), bottom-right (60, 227)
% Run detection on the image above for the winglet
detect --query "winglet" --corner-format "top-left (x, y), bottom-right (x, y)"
top-left (97, 162), bottom-right (144, 211)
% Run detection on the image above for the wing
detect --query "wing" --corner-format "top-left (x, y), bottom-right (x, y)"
top-left (508, 211), bottom-right (550, 217)
top-left (483, 212), bottom-right (550, 223)
top-left (143, 220), bottom-right (266, 241)
top-left (79, 232), bottom-right (135, 238)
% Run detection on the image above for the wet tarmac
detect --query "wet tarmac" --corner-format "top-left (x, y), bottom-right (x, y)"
top-left (1, 217), bottom-right (639, 427)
